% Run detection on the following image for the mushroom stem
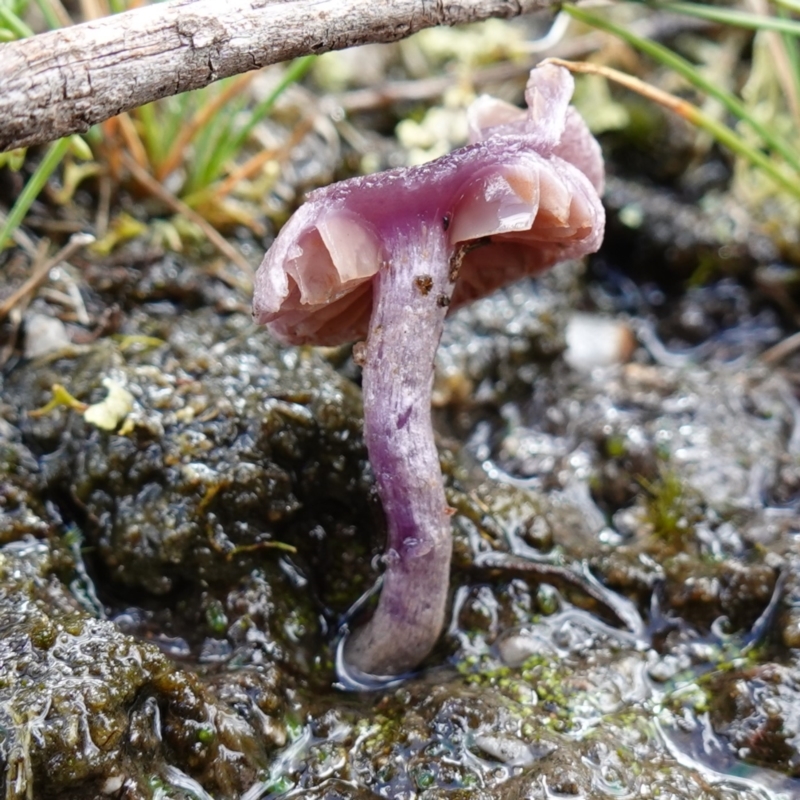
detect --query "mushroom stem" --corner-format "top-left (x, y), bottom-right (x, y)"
top-left (344, 223), bottom-right (456, 676)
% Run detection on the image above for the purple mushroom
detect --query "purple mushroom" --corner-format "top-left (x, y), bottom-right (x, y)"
top-left (253, 64), bottom-right (605, 679)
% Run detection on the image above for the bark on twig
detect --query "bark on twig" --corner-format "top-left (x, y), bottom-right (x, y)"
top-left (0, 0), bottom-right (556, 153)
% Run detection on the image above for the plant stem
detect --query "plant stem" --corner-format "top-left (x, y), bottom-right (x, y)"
top-left (0, 136), bottom-right (70, 252)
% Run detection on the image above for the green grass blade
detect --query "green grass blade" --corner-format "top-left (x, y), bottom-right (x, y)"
top-left (195, 55), bottom-right (317, 192)
top-left (83, 124), bottom-right (103, 148)
top-left (772, 0), bottom-right (800, 12)
top-left (228, 55), bottom-right (316, 155)
top-left (0, 137), bottom-right (71, 251)
top-left (548, 57), bottom-right (800, 202)
top-left (647, 1), bottom-right (800, 36)
top-left (163, 94), bottom-right (193, 158)
top-left (136, 102), bottom-right (164, 165)
top-left (683, 102), bottom-right (800, 201)
top-left (563, 3), bottom-right (800, 176)
top-left (34, 0), bottom-right (62, 29)
top-left (0, 5), bottom-right (33, 37)
top-left (184, 90), bottom-right (246, 194)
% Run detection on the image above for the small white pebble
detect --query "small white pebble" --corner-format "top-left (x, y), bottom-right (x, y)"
top-left (564, 313), bottom-right (635, 372)
top-left (497, 631), bottom-right (554, 667)
top-left (101, 775), bottom-right (124, 794)
top-left (474, 735), bottom-right (537, 766)
top-left (24, 313), bottom-right (70, 359)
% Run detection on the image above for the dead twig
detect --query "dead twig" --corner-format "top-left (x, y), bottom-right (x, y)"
top-left (0, 0), bottom-right (557, 152)
top-left (0, 211), bottom-right (39, 257)
top-left (761, 331), bottom-right (800, 365)
top-left (0, 233), bottom-right (94, 323)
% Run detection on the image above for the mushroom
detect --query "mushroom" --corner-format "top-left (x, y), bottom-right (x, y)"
top-left (253, 63), bottom-right (605, 679)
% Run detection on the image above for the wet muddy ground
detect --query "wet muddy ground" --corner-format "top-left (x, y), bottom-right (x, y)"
top-left (3, 226), bottom-right (800, 798)
top-left (3, 13), bottom-right (800, 800)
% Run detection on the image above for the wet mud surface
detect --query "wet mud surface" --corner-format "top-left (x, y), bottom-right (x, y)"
top-left (2, 237), bottom-right (800, 798)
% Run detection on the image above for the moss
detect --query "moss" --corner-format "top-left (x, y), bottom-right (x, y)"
top-left (203, 598), bottom-right (228, 635)
top-left (640, 468), bottom-right (704, 547)
top-left (0, 541), bottom-right (284, 798)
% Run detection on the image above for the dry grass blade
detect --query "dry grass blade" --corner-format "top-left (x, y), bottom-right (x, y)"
top-left (544, 57), bottom-right (704, 119)
top-left (120, 151), bottom-right (254, 280)
top-left (80, 0), bottom-right (107, 20)
top-left (116, 112), bottom-right (149, 169)
top-left (211, 115), bottom-right (315, 202)
top-left (543, 57), bottom-right (800, 201)
top-left (746, 0), bottom-right (800, 125)
top-left (155, 73), bottom-right (257, 182)
top-left (336, 14), bottom-right (714, 113)
top-left (761, 331), bottom-right (800, 364)
top-left (0, 233), bottom-right (94, 323)
top-left (0, 211), bottom-right (38, 257)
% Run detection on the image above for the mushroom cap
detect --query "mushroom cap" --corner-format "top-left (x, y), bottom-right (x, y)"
top-left (253, 63), bottom-right (605, 346)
